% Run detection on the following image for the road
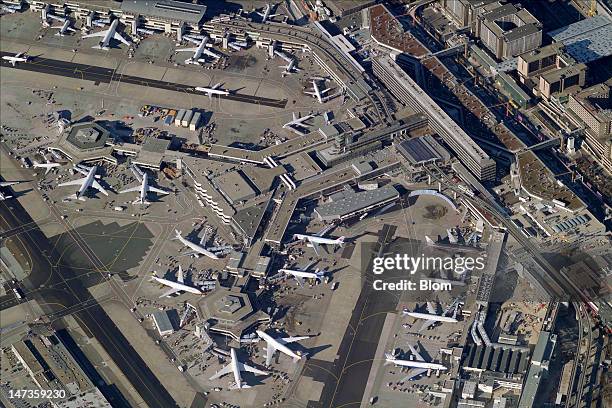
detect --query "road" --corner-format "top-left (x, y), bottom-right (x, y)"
top-left (0, 51), bottom-right (287, 108)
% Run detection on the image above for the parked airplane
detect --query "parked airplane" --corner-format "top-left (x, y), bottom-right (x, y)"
top-left (403, 300), bottom-right (459, 332)
top-left (256, 330), bottom-right (309, 365)
top-left (293, 226), bottom-right (345, 256)
top-left (176, 36), bottom-right (220, 64)
top-left (82, 19), bottom-right (130, 50)
top-left (0, 181), bottom-right (20, 200)
top-left (255, 3), bottom-right (280, 23)
top-left (2, 52), bottom-right (28, 66)
top-left (1, 4), bottom-right (21, 13)
top-left (385, 344), bottom-right (447, 381)
top-left (304, 79), bottom-right (332, 103)
top-left (282, 112), bottom-right (314, 135)
top-left (274, 50), bottom-right (299, 74)
top-left (33, 159), bottom-right (61, 175)
top-left (279, 261), bottom-right (325, 285)
top-left (58, 164), bottom-right (108, 201)
top-left (172, 229), bottom-right (220, 259)
top-left (152, 265), bottom-right (202, 297)
top-left (53, 19), bottom-right (76, 36)
top-left (424, 235), bottom-right (482, 254)
top-left (209, 348), bottom-right (269, 389)
top-left (119, 165), bottom-right (169, 205)
top-left (195, 82), bottom-right (230, 99)
top-left (228, 40), bottom-right (247, 51)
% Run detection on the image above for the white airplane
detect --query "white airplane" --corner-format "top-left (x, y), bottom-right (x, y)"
top-left (293, 226), bottom-right (345, 256)
top-left (82, 19), bottom-right (130, 50)
top-left (403, 300), bottom-right (459, 332)
top-left (1, 4), bottom-right (21, 13)
top-left (256, 330), bottom-right (309, 366)
top-left (119, 165), bottom-right (169, 205)
top-left (53, 19), bottom-right (76, 36)
top-left (172, 229), bottom-right (220, 260)
top-left (384, 344), bottom-right (447, 381)
top-left (274, 50), bottom-right (299, 74)
top-left (2, 52), bottom-right (28, 66)
top-left (209, 348), bottom-right (269, 389)
top-left (58, 164), bottom-right (108, 201)
top-left (151, 265), bottom-right (203, 297)
top-left (255, 3), bottom-right (280, 23)
top-left (279, 261), bottom-right (325, 285)
top-left (0, 181), bottom-right (20, 200)
top-left (228, 40), bottom-right (247, 51)
top-left (304, 79), bottom-right (332, 104)
top-left (283, 112), bottom-right (314, 131)
top-left (33, 159), bottom-right (61, 175)
top-left (176, 36), bottom-right (220, 64)
top-left (195, 82), bottom-right (230, 99)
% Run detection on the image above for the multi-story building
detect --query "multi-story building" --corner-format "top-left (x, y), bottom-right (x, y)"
top-left (476, 3), bottom-right (542, 60)
top-left (567, 83), bottom-right (612, 172)
top-left (440, 0), bottom-right (499, 30)
top-left (372, 55), bottom-right (496, 181)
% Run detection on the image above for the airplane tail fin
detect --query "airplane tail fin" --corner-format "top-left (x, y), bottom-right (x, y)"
top-left (338, 236), bottom-right (346, 244)
top-left (171, 230), bottom-right (182, 240)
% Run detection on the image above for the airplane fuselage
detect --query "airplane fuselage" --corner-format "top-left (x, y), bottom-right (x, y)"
top-left (177, 234), bottom-right (219, 259)
top-left (256, 331), bottom-right (303, 362)
top-left (76, 166), bottom-right (97, 199)
top-left (230, 349), bottom-right (244, 389)
top-left (280, 269), bottom-right (323, 280)
top-left (152, 276), bottom-right (202, 295)
top-left (195, 87), bottom-right (229, 97)
top-left (294, 234), bottom-right (343, 245)
top-left (101, 19), bottom-right (119, 49)
top-left (404, 312), bottom-right (458, 323)
top-left (386, 357), bottom-right (447, 371)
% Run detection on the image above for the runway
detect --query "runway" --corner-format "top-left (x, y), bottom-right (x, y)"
top-left (1, 51), bottom-right (288, 108)
top-left (0, 199), bottom-right (179, 408)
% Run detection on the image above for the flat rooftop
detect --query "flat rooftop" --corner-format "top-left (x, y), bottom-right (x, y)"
top-left (315, 185), bottom-right (399, 220)
top-left (121, 0), bottom-right (207, 24)
top-left (396, 135), bottom-right (450, 164)
top-left (213, 170), bottom-right (257, 205)
top-left (517, 151), bottom-right (584, 211)
top-left (548, 15), bottom-right (612, 63)
top-left (369, 4), bottom-right (429, 58)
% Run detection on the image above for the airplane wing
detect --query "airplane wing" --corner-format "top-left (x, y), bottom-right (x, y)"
top-left (82, 29), bottom-right (109, 39)
top-left (212, 82), bottom-right (221, 89)
top-left (209, 363), bottom-right (232, 380)
top-left (418, 319), bottom-right (435, 332)
top-left (177, 266), bottom-right (184, 284)
top-left (316, 224), bottom-right (333, 237)
top-left (265, 344), bottom-right (277, 366)
top-left (119, 185), bottom-right (140, 194)
top-left (320, 88), bottom-right (332, 95)
top-left (113, 31), bottom-right (130, 46)
top-left (58, 177), bottom-right (87, 187)
top-left (149, 186), bottom-right (169, 195)
top-left (91, 180), bottom-right (108, 196)
top-left (401, 368), bottom-right (428, 382)
top-left (15, 52), bottom-right (23, 58)
top-left (239, 362), bottom-right (268, 376)
top-left (426, 302), bottom-right (437, 314)
top-left (281, 336), bottom-right (309, 343)
top-left (311, 241), bottom-right (321, 257)
top-left (159, 287), bottom-right (180, 298)
top-left (407, 344), bottom-right (425, 361)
